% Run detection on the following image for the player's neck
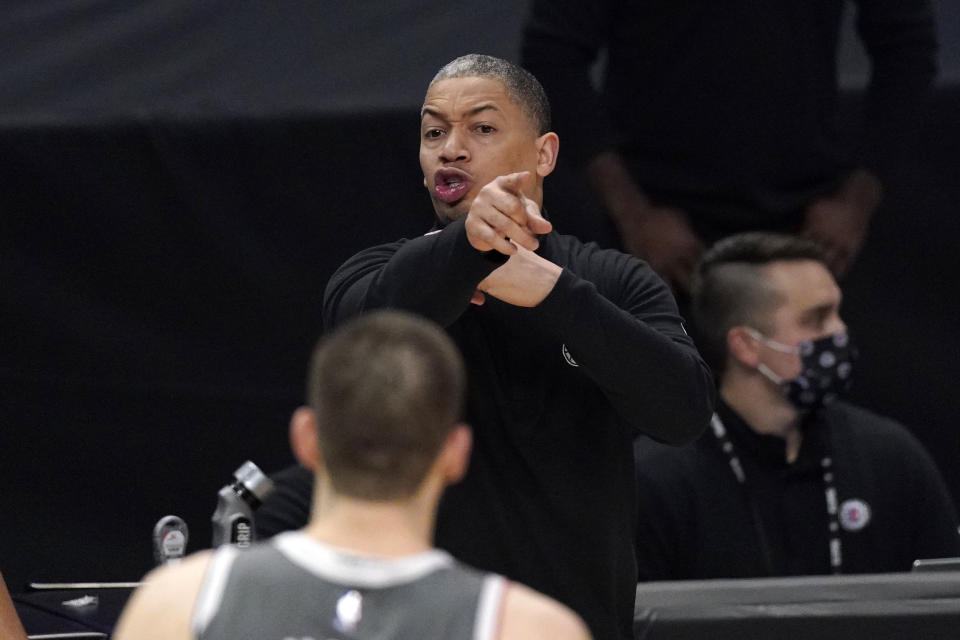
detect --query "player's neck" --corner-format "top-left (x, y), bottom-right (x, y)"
top-left (304, 486), bottom-right (438, 557)
top-left (720, 374), bottom-right (802, 463)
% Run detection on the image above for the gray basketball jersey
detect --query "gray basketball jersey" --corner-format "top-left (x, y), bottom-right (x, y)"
top-left (192, 531), bottom-right (506, 640)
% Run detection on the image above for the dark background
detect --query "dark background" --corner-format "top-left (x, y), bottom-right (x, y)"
top-left (1, 1), bottom-right (959, 590)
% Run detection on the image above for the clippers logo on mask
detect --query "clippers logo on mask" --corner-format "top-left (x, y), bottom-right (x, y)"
top-left (751, 330), bottom-right (857, 411)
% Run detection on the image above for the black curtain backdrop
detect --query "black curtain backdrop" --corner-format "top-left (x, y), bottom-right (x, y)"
top-left (0, 114), bottom-right (429, 587)
top-left (1, 0), bottom-right (959, 592)
top-left (0, 0), bottom-right (528, 117)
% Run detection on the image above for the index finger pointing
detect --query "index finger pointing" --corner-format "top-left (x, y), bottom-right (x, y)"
top-left (522, 194), bottom-right (552, 235)
top-left (498, 171), bottom-right (535, 197)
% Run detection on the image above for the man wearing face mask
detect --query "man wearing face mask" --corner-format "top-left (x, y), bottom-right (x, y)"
top-left (633, 232), bottom-right (960, 580)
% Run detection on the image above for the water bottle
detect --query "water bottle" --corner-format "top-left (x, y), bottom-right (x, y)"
top-left (153, 515), bottom-right (189, 564)
top-left (211, 460), bottom-right (275, 548)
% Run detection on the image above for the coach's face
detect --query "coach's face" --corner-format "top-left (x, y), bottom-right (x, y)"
top-left (420, 76), bottom-right (553, 223)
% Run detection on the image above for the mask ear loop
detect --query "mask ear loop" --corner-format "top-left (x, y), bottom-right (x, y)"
top-left (756, 363), bottom-right (785, 385)
top-left (744, 328), bottom-right (798, 386)
top-left (744, 327), bottom-right (799, 355)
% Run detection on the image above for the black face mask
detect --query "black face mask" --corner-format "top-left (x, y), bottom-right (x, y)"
top-left (754, 331), bottom-right (857, 411)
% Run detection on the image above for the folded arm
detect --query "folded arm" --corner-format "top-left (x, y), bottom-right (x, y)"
top-left (323, 218), bottom-right (507, 329)
top-left (533, 249), bottom-right (714, 444)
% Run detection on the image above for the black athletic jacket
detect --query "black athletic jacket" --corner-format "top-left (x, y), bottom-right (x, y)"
top-left (323, 217), bottom-right (714, 640)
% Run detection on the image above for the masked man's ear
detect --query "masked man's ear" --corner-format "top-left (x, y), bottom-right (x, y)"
top-left (728, 326), bottom-right (763, 368)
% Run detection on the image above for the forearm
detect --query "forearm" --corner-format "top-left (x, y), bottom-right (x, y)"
top-left (535, 270), bottom-right (714, 444)
top-left (323, 218), bottom-right (505, 329)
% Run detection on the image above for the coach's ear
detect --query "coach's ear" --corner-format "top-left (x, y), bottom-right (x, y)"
top-left (535, 132), bottom-right (559, 178)
top-left (290, 407), bottom-right (320, 471)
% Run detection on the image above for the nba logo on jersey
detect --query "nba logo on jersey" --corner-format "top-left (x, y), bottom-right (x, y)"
top-left (333, 590), bottom-right (363, 633)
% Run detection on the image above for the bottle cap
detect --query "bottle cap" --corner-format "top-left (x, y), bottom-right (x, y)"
top-left (233, 460), bottom-right (275, 503)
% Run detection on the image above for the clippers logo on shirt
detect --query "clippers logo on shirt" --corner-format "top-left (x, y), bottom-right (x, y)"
top-left (839, 499), bottom-right (872, 532)
top-left (561, 344), bottom-right (579, 367)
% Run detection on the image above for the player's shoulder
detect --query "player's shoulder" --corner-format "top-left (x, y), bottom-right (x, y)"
top-left (144, 549), bottom-right (217, 596)
top-left (112, 550), bottom-right (216, 640)
top-left (499, 581), bottom-right (592, 640)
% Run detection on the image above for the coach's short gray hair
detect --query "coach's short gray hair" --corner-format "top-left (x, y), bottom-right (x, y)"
top-left (430, 54), bottom-right (551, 135)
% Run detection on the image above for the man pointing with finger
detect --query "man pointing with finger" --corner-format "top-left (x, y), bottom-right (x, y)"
top-left (322, 54), bottom-right (714, 639)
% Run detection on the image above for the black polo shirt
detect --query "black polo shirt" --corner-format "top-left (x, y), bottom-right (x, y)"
top-left (634, 399), bottom-right (960, 580)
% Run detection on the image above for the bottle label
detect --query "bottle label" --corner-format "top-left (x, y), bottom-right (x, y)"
top-left (162, 530), bottom-right (187, 557)
top-left (154, 515), bottom-right (189, 564)
top-left (232, 517), bottom-right (253, 548)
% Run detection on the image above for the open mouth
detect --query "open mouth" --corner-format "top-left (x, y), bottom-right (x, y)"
top-left (434, 168), bottom-right (473, 204)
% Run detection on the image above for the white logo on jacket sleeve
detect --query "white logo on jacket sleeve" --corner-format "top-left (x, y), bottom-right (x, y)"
top-left (839, 499), bottom-right (871, 532)
top-left (561, 344), bottom-right (579, 367)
